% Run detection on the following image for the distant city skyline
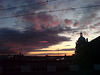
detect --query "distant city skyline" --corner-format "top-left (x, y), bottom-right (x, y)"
top-left (0, 0), bottom-right (100, 56)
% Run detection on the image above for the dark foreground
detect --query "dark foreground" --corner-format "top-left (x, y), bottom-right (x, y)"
top-left (0, 55), bottom-right (100, 75)
top-left (1, 70), bottom-right (100, 75)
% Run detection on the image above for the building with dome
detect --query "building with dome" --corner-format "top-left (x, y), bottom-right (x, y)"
top-left (75, 32), bottom-right (88, 56)
top-left (78, 32), bottom-right (86, 43)
top-left (75, 32), bottom-right (93, 70)
top-left (75, 32), bottom-right (100, 70)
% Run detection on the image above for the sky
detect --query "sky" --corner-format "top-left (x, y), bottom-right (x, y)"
top-left (0, 0), bottom-right (100, 56)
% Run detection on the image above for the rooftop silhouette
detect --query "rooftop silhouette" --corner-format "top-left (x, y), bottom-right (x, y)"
top-left (75, 32), bottom-right (100, 70)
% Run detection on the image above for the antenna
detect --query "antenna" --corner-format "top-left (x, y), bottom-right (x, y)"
top-left (58, 48), bottom-right (59, 56)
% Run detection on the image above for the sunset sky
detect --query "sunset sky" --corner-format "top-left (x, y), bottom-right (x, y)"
top-left (0, 0), bottom-right (100, 56)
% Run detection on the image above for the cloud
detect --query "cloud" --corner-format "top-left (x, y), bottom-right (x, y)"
top-left (27, 48), bottom-right (75, 56)
top-left (94, 31), bottom-right (100, 34)
top-left (31, 48), bottom-right (75, 52)
top-left (23, 13), bottom-right (53, 30)
top-left (65, 45), bottom-right (71, 46)
top-left (49, 19), bottom-right (61, 27)
top-left (25, 0), bottom-right (47, 4)
top-left (64, 19), bottom-right (73, 26)
top-left (0, 28), bottom-right (71, 55)
top-left (39, 41), bottom-right (48, 43)
top-left (1, 0), bottom-right (100, 56)
top-left (0, 5), bottom-right (3, 9)
top-left (59, 48), bottom-right (75, 51)
top-left (90, 26), bottom-right (95, 29)
top-left (22, 12), bottom-right (62, 31)
top-left (14, 0), bottom-right (49, 17)
top-left (83, 31), bottom-right (88, 37)
top-left (94, 22), bottom-right (100, 26)
top-left (95, 17), bottom-right (100, 21)
top-left (29, 53), bottom-right (66, 56)
top-left (73, 22), bottom-right (80, 27)
top-left (28, 49), bottom-right (75, 56)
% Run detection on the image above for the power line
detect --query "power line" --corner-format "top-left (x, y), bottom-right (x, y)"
top-left (50, 4), bottom-right (100, 12)
top-left (0, 4), bottom-right (100, 20)
top-left (0, 0), bottom-right (58, 11)
top-left (0, 0), bottom-right (74, 11)
top-left (0, 1), bottom-right (47, 10)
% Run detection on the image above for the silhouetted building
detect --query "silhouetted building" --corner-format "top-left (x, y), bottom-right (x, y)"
top-left (75, 32), bottom-right (93, 70)
top-left (89, 36), bottom-right (100, 64)
top-left (76, 32), bottom-right (100, 70)
top-left (75, 32), bottom-right (88, 58)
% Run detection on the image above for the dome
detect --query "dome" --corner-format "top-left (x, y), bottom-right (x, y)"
top-left (78, 36), bottom-right (85, 42)
top-left (78, 32), bottom-right (86, 43)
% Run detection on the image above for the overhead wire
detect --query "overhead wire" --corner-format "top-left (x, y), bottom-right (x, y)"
top-left (0, 0), bottom-right (58, 11)
top-left (0, 4), bottom-right (100, 20)
top-left (0, 0), bottom-right (75, 11)
top-left (0, 0), bottom-right (66, 19)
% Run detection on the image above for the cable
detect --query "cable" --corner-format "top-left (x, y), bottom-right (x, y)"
top-left (0, 4), bottom-right (100, 20)
top-left (50, 4), bottom-right (100, 12)
top-left (0, 0), bottom-right (58, 11)
top-left (0, 0), bottom-right (77, 12)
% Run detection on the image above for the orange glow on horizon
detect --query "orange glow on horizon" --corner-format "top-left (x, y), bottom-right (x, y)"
top-left (27, 51), bottom-right (75, 56)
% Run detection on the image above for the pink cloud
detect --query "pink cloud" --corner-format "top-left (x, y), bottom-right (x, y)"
top-left (3, 43), bottom-right (23, 54)
top-left (64, 19), bottom-right (73, 26)
top-left (39, 13), bottom-right (54, 28)
top-left (90, 26), bottom-right (95, 29)
top-left (49, 19), bottom-right (61, 27)
top-left (98, 28), bottom-right (100, 31)
top-left (3, 42), bottom-right (40, 54)
top-left (94, 22), bottom-right (100, 26)
top-left (39, 41), bottom-right (48, 43)
top-left (23, 15), bottom-right (39, 23)
top-left (85, 22), bottom-right (89, 26)
top-left (73, 22), bottom-right (80, 27)
top-left (23, 13), bottom-right (61, 30)
top-left (31, 46), bottom-right (39, 49)
top-left (35, 23), bottom-right (42, 31)
top-left (89, 26), bottom-right (96, 31)
top-left (23, 15), bottom-right (42, 31)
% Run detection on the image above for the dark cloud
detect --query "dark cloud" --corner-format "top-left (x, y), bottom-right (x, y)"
top-left (60, 48), bottom-right (75, 51)
top-left (0, 5), bottom-right (3, 9)
top-left (0, 0), bottom-right (5, 4)
top-left (25, 0), bottom-right (47, 4)
top-left (0, 28), bottom-right (71, 55)
top-left (31, 48), bottom-right (75, 52)
top-left (29, 53), bottom-right (67, 56)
